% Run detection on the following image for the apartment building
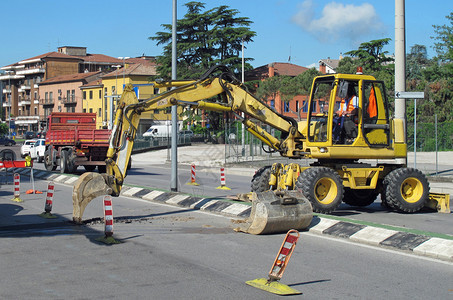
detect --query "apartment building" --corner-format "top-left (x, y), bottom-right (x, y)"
top-left (38, 72), bottom-right (102, 129)
top-left (0, 46), bottom-right (123, 135)
top-left (245, 62), bottom-right (310, 120)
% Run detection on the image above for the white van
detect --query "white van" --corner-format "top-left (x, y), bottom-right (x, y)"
top-left (143, 125), bottom-right (171, 138)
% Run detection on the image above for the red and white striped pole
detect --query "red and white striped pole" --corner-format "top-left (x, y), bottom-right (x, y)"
top-left (45, 182), bottom-right (55, 214)
top-left (39, 182), bottom-right (57, 218)
top-left (103, 196), bottom-right (114, 237)
top-left (216, 167), bottom-right (231, 190)
top-left (11, 173), bottom-right (22, 202)
top-left (186, 163), bottom-right (199, 186)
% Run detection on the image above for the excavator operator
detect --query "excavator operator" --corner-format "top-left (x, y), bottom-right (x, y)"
top-left (333, 82), bottom-right (358, 144)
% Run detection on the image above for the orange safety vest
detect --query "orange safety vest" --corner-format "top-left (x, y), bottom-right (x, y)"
top-left (339, 96), bottom-right (357, 112)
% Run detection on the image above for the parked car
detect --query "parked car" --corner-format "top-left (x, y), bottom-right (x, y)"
top-left (25, 131), bottom-right (36, 139)
top-left (0, 136), bottom-right (16, 146)
top-left (20, 139), bottom-right (37, 158)
top-left (29, 139), bottom-right (46, 162)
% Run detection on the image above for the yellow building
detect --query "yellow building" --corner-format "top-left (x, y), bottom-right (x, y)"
top-left (81, 58), bottom-right (182, 132)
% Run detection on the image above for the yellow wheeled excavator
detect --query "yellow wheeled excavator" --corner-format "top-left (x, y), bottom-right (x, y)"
top-left (72, 65), bottom-right (448, 235)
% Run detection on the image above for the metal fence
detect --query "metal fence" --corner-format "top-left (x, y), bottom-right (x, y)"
top-left (407, 121), bottom-right (453, 152)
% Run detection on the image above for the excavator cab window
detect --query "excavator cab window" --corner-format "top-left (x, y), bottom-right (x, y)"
top-left (362, 81), bottom-right (390, 147)
top-left (307, 78), bottom-right (335, 143)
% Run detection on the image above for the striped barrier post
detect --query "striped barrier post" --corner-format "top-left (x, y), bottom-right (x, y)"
top-left (11, 173), bottom-right (22, 202)
top-left (96, 196), bottom-right (121, 244)
top-left (104, 196), bottom-right (114, 237)
top-left (186, 163), bottom-right (199, 186)
top-left (39, 182), bottom-right (57, 218)
top-left (246, 230), bottom-right (301, 295)
top-left (216, 167), bottom-right (231, 190)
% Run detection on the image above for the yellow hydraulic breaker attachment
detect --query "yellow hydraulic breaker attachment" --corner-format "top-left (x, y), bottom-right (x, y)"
top-left (425, 192), bottom-right (451, 213)
top-left (235, 190), bottom-right (313, 235)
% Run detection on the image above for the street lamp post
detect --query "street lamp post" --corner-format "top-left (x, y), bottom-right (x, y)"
top-left (117, 57), bottom-right (130, 86)
top-left (5, 71), bottom-right (13, 137)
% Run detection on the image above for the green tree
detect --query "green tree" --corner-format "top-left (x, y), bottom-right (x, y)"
top-left (0, 123), bottom-right (8, 135)
top-left (150, 1), bottom-right (256, 79)
top-left (432, 12), bottom-right (453, 64)
top-left (344, 38), bottom-right (394, 72)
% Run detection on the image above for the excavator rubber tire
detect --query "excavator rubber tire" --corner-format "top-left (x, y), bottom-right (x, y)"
top-left (296, 167), bottom-right (344, 214)
top-left (237, 190), bottom-right (313, 235)
top-left (383, 167), bottom-right (429, 213)
top-left (343, 188), bottom-right (379, 207)
top-left (251, 166), bottom-right (271, 192)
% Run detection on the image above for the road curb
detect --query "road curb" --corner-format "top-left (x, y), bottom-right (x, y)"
top-left (19, 168), bottom-right (453, 263)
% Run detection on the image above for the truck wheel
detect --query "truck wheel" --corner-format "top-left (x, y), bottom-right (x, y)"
top-left (251, 166), bottom-right (271, 192)
top-left (60, 150), bottom-right (69, 174)
top-left (44, 150), bottom-right (56, 171)
top-left (343, 188), bottom-right (378, 207)
top-left (296, 167), bottom-right (343, 214)
top-left (383, 168), bottom-right (429, 213)
top-left (67, 149), bottom-right (77, 173)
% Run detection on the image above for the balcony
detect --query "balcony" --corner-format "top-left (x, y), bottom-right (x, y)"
top-left (16, 68), bottom-right (45, 75)
top-left (2, 89), bottom-right (11, 94)
top-left (3, 102), bottom-right (11, 107)
top-left (20, 84), bottom-right (31, 90)
top-left (19, 99), bottom-right (32, 106)
top-left (62, 97), bottom-right (77, 105)
top-left (34, 99), bottom-right (39, 104)
top-left (41, 99), bottom-right (54, 106)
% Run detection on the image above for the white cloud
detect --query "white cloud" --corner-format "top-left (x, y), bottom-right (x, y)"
top-left (292, 0), bottom-right (385, 44)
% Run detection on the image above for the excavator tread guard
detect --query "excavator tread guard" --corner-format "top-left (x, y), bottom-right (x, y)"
top-left (236, 190), bottom-right (313, 235)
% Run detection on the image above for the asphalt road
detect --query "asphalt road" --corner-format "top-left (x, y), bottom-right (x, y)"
top-left (5, 143), bottom-right (453, 238)
top-left (1, 183), bottom-right (452, 299)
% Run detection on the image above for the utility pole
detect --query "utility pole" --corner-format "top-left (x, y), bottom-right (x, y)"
top-left (170, 0), bottom-right (178, 192)
top-left (394, 0), bottom-right (406, 165)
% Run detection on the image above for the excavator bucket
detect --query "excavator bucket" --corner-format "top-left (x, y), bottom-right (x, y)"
top-left (72, 172), bottom-right (112, 224)
top-left (235, 190), bottom-right (313, 235)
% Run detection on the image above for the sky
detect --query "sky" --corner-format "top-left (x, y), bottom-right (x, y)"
top-left (1, 0), bottom-right (452, 70)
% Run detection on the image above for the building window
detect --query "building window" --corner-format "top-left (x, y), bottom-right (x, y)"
top-left (83, 91), bottom-right (86, 100)
top-left (83, 108), bottom-right (86, 113)
top-left (98, 108), bottom-right (101, 117)
top-left (112, 86), bottom-right (115, 94)
top-left (34, 91), bottom-right (38, 100)
top-left (89, 91), bottom-right (93, 100)
top-left (270, 100), bottom-right (275, 108)
top-left (302, 101), bottom-right (308, 113)
top-left (311, 101), bottom-right (317, 112)
top-left (49, 92), bottom-right (53, 101)
top-left (284, 102), bottom-right (290, 113)
top-left (295, 101), bottom-right (299, 112)
top-left (99, 90), bottom-right (102, 99)
top-left (71, 90), bottom-right (75, 101)
top-left (89, 108), bottom-right (93, 113)
top-left (34, 107), bottom-right (37, 115)
top-left (67, 90), bottom-right (70, 101)
top-left (45, 92), bottom-right (48, 101)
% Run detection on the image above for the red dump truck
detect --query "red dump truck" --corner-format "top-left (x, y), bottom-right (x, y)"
top-left (43, 112), bottom-right (111, 173)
